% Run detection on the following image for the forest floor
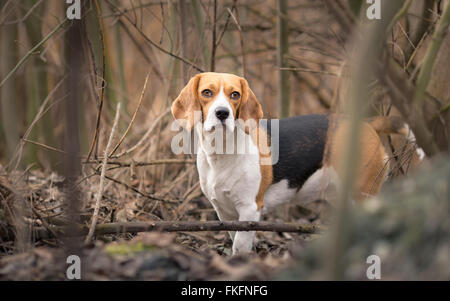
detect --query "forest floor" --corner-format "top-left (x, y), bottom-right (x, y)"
top-left (2, 154), bottom-right (449, 280)
top-left (0, 169), bottom-right (328, 280)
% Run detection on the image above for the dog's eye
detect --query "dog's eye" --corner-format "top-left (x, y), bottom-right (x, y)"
top-left (230, 91), bottom-right (240, 100)
top-left (201, 89), bottom-right (213, 98)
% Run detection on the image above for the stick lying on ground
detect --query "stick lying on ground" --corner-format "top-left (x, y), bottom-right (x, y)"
top-left (0, 221), bottom-right (322, 242)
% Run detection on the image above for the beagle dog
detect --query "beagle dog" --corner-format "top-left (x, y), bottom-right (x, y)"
top-left (171, 72), bottom-right (420, 254)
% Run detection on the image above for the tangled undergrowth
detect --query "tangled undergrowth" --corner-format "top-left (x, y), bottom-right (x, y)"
top-left (0, 162), bottom-right (326, 280)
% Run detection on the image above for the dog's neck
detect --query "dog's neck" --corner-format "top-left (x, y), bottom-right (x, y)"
top-left (196, 124), bottom-right (259, 168)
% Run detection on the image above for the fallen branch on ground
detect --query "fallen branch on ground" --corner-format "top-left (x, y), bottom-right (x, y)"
top-left (0, 221), bottom-right (323, 242)
top-left (83, 158), bottom-right (196, 167)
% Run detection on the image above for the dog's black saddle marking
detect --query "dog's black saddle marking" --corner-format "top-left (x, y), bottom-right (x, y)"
top-left (263, 114), bottom-right (329, 189)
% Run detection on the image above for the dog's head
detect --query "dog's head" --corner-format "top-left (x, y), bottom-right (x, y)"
top-left (171, 72), bottom-right (263, 133)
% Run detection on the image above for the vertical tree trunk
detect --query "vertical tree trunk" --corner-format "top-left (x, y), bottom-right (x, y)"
top-left (0, 11), bottom-right (20, 162)
top-left (23, 0), bottom-right (57, 168)
top-left (114, 0), bottom-right (128, 113)
top-left (277, 0), bottom-right (290, 118)
top-left (192, 0), bottom-right (211, 71)
top-left (178, 0), bottom-right (188, 83)
top-left (210, 0), bottom-right (217, 72)
top-left (168, 0), bottom-right (180, 97)
top-left (63, 1), bottom-right (85, 264)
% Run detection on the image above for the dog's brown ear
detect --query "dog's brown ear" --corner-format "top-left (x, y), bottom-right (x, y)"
top-left (171, 74), bottom-right (202, 130)
top-left (238, 78), bottom-right (263, 132)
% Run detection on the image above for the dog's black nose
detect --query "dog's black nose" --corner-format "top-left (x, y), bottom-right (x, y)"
top-left (215, 107), bottom-right (230, 121)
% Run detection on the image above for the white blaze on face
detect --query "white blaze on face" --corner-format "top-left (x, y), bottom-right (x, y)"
top-left (203, 85), bottom-right (235, 132)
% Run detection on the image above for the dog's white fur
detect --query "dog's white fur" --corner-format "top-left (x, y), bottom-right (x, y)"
top-left (262, 166), bottom-right (340, 214)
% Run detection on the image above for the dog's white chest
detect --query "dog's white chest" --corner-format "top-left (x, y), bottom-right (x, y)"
top-left (197, 146), bottom-right (261, 220)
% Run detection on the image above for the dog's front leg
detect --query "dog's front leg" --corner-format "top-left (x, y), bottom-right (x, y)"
top-left (232, 202), bottom-right (260, 255)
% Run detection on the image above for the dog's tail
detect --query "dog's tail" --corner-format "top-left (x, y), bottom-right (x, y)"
top-left (366, 115), bottom-right (425, 160)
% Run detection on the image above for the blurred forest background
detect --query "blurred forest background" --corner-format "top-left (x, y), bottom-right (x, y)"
top-left (0, 0), bottom-right (449, 280)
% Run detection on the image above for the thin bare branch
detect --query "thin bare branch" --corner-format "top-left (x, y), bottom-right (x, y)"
top-left (85, 102), bottom-right (121, 243)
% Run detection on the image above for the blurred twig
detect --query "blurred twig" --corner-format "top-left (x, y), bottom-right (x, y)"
top-left (291, 71), bottom-right (331, 109)
top-left (324, 0), bottom-right (354, 35)
top-left (3, 0), bottom-right (43, 25)
top-left (106, 0), bottom-right (204, 72)
top-left (386, 0), bottom-right (412, 35)
top-left (109, 73), bottom-right (149, 157)
top-left (102, 1), bottom-right (168, 18)
top-left (22, 139), bottom-right (67, 155)
top-left (227, 2), bottom-right (246, 77)
top-left (0, 19), bottom-right (67, 88)
top-left (7, 77), bottom-right (67, 171)
top-left (405, 0), bottom-right (436, 61)
top-left (382, 59), bottom-right (440, 156)
top-left (93, 170), bottom-right (178, 203)
top-left (280, 67), bottom-right (339, 76)
top-left (112, 107), bottom-right (170, 158)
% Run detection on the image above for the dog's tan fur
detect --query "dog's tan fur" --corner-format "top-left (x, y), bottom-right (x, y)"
top-left (324, 118), bottom-right (389, 202)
